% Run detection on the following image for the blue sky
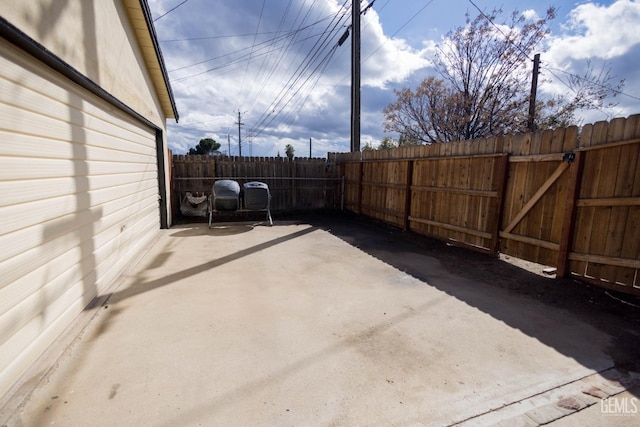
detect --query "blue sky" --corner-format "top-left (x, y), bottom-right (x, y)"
top-left (149, 0), bottom-right (640, 156)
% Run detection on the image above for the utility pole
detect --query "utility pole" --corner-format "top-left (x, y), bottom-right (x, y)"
top-left (350, 0), bottom-right (361, 152)
top-left (309, 137), bottom-right (312, 158)
top-left (528, 53), bottom-right (540, 132)
top-left (236, 111), bottom-right (244, 156)
top-left (227, 134), bottom-right (231, 155)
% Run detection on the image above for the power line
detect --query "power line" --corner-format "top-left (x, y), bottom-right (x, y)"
top-left (467, 0), bottom-right (638, 114)
top-left (253, 42), bottom-right (341, 139)
top-left (154, 0), bottom-right (190, 22)
top-left (249, 2), bottom-right (347, 136)
top-left (164, 0), bottom-right (433, 145)
top-left (241, 0), bottom-right (318, 112)
top-left (166, 0), bottom-right (351, 133)
top-left (250, 0), bottom-right (431, 140)
top-left (336, 0), bottom-right (435, 85)
top-left (238, 0), bottom-right (267, 108)
top-left (545, 65), bottom-right (640, 102)
top-left (170, 30), bottom-right (327, 83)
top-left (160, 31), bottom-right (280, 43)
top-left (248, 1), bottom-right (351, 137)
top-left (375, 0), bottom-right (392, 14)
top-left (391, 0), bottom-right (435, 36)
top-left (543, 66), bottom-right (629, 120)
top-left (166, 15), bottom-right (336, 74)
top-left (466, 0), bottom-right (534, 62)
top-left (540, 66), bottom-right (618, 120)
top-left (242, 0), bottom-right (298, 109)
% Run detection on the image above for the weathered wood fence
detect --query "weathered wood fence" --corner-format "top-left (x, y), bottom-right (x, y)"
top-left (331, 115), bottom-right (640, 296)
top-left (171, 155), bottom-right (341, 217)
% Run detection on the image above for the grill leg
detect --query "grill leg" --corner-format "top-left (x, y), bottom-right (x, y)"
top-left (208, 196), bottom-right (213, 228)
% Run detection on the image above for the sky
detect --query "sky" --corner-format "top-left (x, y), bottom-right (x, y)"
top-left (148, 0), bottom-right (640, 157)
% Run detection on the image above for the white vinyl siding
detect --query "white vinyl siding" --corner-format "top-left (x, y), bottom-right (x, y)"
top-left (0, 40), bottom-right (160, 396)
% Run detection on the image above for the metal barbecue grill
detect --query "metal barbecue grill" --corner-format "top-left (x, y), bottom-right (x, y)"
top-left (209, 180), bottom-right (272, 227)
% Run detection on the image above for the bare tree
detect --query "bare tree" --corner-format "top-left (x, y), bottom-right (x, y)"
top-left (536, 60), bottom-right (625, 128)
top-left (385, 8), bottom-right (555, 143)
top-left (384, 8), bottom-right (625, 143)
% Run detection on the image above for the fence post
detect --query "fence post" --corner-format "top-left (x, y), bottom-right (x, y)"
top-left (290, 159), bottom-right (297, 209)
top-left (403, 160), bottom-right (414, 231)
top-left (339, 162), bottom-right (346, 210)
top-left (491, 154), bottom-right (510, 255)
top-left (169, 151), bottom-right (177, 222)
top-left (357, 161), bottom-right (364, 214)
top-left (341, 176), bottom-right (345, 210)
top-left (556, 150), bottom-right (583, 278)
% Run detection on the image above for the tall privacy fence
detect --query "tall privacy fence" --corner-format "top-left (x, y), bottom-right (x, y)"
top-left (330, 115), bottom-right (640, 296)
top-left (170, 155), bottom-right (342, 218)
top-left (170, 115), bottom-right (639, 295)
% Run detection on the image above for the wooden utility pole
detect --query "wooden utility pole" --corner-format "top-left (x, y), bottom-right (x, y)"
top-left (528, 53), bottom-right (540, 132)
top-left (309, 137), bottom-right (312, 158)
top-left (236, 111), bottom-right (244, 156)
top-left (350, 0), bottom-right (361, 152)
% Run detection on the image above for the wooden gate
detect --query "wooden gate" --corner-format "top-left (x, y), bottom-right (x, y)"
top-left (333, 115), bottom-right (640, 295)
top-left (568, 118), bottom-right (640, 291)
top-left (499, 128), bottom-right (579, 269)
top-left (499, 119), bottom-right (640, 292)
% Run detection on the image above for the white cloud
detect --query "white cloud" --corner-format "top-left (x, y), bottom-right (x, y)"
top-left (150, 0), bottom-right (431, 155)
top-left (153, 0), bottom-right (640, 154)
top-left (540, 0), bottom-right (640, 122)
top-left (547, 0), bottom-right (640, 62)
top-left (522, 9), bottom-right (539, 21)
top-left (360, 13), bottom-right (434, 88)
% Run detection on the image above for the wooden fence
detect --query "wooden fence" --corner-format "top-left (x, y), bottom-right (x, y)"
top-left (331, 115), bottom-right (640, 296)
top-left (171, 155), bottom-right (341, 218)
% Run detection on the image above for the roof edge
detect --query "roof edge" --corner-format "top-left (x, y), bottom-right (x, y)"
top-left (0, 16), bottom-right (161, 131)
top-left (137, 0), bottom-right (179, 122)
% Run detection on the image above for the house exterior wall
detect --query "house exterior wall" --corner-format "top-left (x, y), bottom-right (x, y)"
top-left (0, 0), bottom-right (176, 400)
top-left (2, 0), bottom-right (166, 125)
top-left (1, 0), bottom-right (174, 225)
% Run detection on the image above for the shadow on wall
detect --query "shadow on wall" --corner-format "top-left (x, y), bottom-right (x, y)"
top-left (39, 0), bottom-right (101, 336)
top-left (33, 0), bottom-right (101, 84)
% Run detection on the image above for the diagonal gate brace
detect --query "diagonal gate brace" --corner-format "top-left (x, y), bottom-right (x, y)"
top-left (503, 160), bottom-right (570, 234)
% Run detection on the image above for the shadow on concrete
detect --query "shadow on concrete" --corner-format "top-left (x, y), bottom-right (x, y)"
top-left (7, 212), bottom-right (640, 426)
top-left (312, 212), bottom-right (640, 394)
top-left (99, 225), bottom-right (318, 306)
top-left (140, 212), bottom-right (640, 426)
top-left (156, 295), bottom-right (449, 427)
top-left (169, 223), bottom-right (264, 237)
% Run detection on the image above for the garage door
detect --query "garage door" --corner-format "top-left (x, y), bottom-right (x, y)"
top-left (0, 39), bottom-right (161, 396)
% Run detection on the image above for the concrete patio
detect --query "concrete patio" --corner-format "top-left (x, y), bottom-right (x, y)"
top-left (2, 213), bottom-right (639, 426)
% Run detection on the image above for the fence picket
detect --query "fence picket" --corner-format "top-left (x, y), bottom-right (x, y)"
top-left (171, 116), bottom-right (639, 295)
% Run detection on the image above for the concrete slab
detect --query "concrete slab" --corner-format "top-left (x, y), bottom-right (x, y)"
top-left (457, 368), bottom-right (640, 425)
top-left (548, 386), bottom-right (640, 426)
top-left (2, 214), bottom-right (639, 426)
